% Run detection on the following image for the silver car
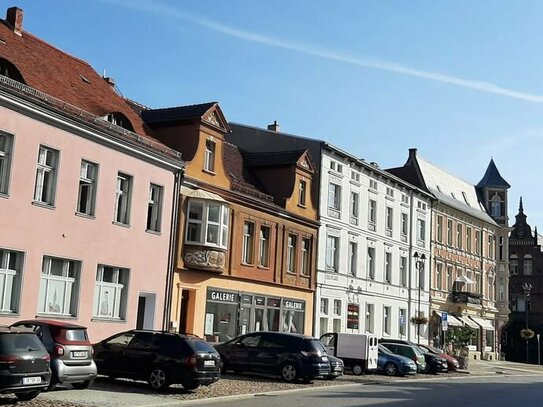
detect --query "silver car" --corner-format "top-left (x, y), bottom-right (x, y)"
top-left (10, 320), bottom-right (97, 390)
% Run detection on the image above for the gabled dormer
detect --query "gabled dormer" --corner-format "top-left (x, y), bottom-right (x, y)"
top-left (142, 102), bottom-right (231, 189)
top-left (241, 149), bottom-right (317, 221)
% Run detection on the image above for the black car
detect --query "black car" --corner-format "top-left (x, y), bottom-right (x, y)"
top-left (92, 330), bottom-right (220, 391)
top-left (214, 331), bottom-right (331, 382)
top-left (325, 354), bottom-right (344, 380)
top-left (0, 327), bottom-right (51, 401)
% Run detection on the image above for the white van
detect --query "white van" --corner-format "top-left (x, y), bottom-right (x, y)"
top-left (320, 332), bottom-right (378, 375)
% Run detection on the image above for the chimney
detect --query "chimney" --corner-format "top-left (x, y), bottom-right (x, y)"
top-left (409, 148), bottom-right (418, 158)
top-left (6, 7), bottom-right (23, 36)
top-left (267, 120), bottom-right (280, 132)
top-left (103, 76), bottom-right (115, 87)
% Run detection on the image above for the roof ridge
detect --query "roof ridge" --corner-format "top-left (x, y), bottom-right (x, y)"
top-left (145, 101), bottom-right (217, 112)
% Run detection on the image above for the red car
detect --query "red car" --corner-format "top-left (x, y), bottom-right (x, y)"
top-left (418, 344), bottom-right (459, 371)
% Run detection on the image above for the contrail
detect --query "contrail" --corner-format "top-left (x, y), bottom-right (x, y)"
top-left (105, 0), bottom-right (543, 103)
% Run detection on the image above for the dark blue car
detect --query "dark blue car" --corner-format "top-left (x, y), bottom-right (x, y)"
top-left (376, 344), bottom-right (417, 376)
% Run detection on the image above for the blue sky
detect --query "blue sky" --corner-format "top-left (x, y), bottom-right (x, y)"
top-left (12, 0), bottom-right (543, 228)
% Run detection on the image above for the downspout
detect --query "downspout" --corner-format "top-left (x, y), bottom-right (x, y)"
top-left (162, 167), bottom-right (184, 331)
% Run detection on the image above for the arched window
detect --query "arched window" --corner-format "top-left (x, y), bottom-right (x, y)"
top-left (509, 255), bottom-right (518, 275)
top-left (523, 254), bottom-right (533, 275)
top-left (490, 192), bottom-right (502, 218)
top-left (0, 58), bottom-right (25, 83)
top-left (105, 112), bottom-right (134, 132)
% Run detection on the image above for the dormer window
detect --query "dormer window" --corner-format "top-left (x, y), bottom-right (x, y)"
top-left (0, 58), bottom-right (25, 83)
top-left (204, 139), bottom-right (216, 173)
top-left (105, 112), bottom-right (134, 132)
top-left (490, 192), bottom-right (503, 218)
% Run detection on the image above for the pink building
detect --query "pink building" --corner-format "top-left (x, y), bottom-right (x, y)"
top-left (0, 8), bottom-right (184, 341)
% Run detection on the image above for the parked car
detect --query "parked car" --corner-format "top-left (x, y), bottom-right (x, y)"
top-left (325, 354), bottom-right (344, 380)
top-left (93, 330), bottom-right (220, 391)
top-left (214, 331), bottom-right (331, 383)
top-left (380, 342), bottom-right (427, 372)
top-left (376, 344), bottom-right (417, 376)
top-left (10, 320), bottom-right (97, 390)
top-left (418, 344), bottom-right (459, 371)
top-left (379, 339), bottom-right (447, 374)
top-left (0, 326), bottom-right (51, 401)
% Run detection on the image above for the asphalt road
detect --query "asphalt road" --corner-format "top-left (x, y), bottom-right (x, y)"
top-left (191, 375), bottom-right (543, 407)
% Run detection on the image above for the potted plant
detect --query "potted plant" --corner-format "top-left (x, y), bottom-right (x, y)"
top-left (520, 328), bottom-right (535, 340)
top-left (410, 316), bottom-right (429, 325)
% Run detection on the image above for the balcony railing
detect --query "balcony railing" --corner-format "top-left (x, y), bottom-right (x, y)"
top-left (451, 291), bottom-right (483, 305)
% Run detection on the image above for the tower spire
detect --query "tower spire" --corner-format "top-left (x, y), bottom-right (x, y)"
top-left (519, 197), bottom-right (524, 213)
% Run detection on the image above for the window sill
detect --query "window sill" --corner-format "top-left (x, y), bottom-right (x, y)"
top-left (75, 212), bottom-right (96, 220)
top-left (36, 313), bottom-right (77, 320)
top-left (0, 192), bottom-right (9, 199)
top-left (112, 221), bottom-right (131, 228)
top-left (202, 169), bottom-right (216, 176)
top-left (257, 265), bottom-right (270, 270)
top-left (145, 229), bottom-right (162, 236)
top-left (286, 270), bottom-right (297, 275)
top-left (241, 262), bottom-right (255, 267)
top-left (32, 201), bottom-right (55, 210)
top-left (91, 317), bottom-right (127, 323)
top-left (297, 203), bottom-right (307, 209)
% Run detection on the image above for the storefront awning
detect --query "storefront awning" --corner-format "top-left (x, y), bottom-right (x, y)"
top-left (459, 315), bottom-right (479, 329)
top-left (469, 316), bottom-right (495, 331)
top-left (435, 311), bottom-right (463, 327)
top-left (181, 186), bottom-right (227, 202)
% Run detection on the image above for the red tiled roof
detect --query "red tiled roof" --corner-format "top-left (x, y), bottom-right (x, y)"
top-left (0, 18), bottom-right (160, 144)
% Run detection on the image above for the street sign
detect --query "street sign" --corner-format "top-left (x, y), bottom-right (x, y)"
top-left (441, 312), bottom-right (448, 322)
top-left (442, 321), bottom-right (448, 331)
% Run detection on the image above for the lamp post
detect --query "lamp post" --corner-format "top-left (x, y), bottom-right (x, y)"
top-left (522, 282), bottom-right (532, 364)
top-left (414, 252), bottom-right (426, 343)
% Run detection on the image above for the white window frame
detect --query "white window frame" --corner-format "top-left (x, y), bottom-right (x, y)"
top-left (34, 145), bottom-right (58, 205)
top-left (38, 256), bottom-right (79, 316)
top-left (400, 256), bottom-right (407, 287)
top-left (328, 183), bottom-right (341, 211)
top-left (93, 265), bottom-right (128, 320)
top-left (350, 191), bottom-right (359, 219)
top-left (417, 219), bottom-right (426, 242)
top-left (369, 200), bottom-right (377, 224)
top-left (242, 221), bottom-right (255, 264)
top-left (0, 132), bottom-right (14, 195)
top-left (301, 237), bottom-right (311, 276)
top-left (325, 235), bottom-right (339, 272)
top-left (287, 234), bottom-right (297, 273)
top-left (366, 303), bottom-right (374, 334)
top-left (386, 207), bottom-right (393, 231)
top-left (320, 298), bottom-right (329, 314)
top-left (0, 248), bottom-right (22, 313)
top-left (384, 252), bottom-right (392, 283)
top-left (114, 172), bottom-right (132, 225)
top-left (185, 200), bottom-right (229, 249)
top-left (77, 160), bottom-right (98, 216)
top-left (367, 247), bottom-right (375, 280)
top-left (383, 306), bottom-right (391, 335)
top-left (333, 299), bottom-right (342, 316)
top-left (399, 308), bottom-right (406, 337)
top-left (401, 213), bottom-right (408, 236)
top-left (348, 241), bottom-right (357, 276)
top-left (204, 139), bottom-right (215, 172)
top-left (147, 183), bottom-right (163, 232)
top-left (259, 226), bottom-right (270, 268)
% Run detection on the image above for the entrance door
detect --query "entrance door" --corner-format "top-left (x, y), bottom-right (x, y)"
top-left (179, 290), bottom-right (190, 334)
top-left (136, 293), bottom-right (156, 330)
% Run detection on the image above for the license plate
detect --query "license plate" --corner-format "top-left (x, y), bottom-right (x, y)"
top-left (72, 351), bottom-right (87, 358)
top-left (23, 377), bottom-right (41, 385)
top-left (204, 360), bottom-right (215, 367)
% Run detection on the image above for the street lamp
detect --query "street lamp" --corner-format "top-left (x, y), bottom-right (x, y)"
top-left (414, 252), bottom-right (426, 343)
top-left (522, 282), bottom-right (532, 364)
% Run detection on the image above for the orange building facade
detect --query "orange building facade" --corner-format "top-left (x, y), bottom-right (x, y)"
top-left (141, 103), bottom-right (319, 341)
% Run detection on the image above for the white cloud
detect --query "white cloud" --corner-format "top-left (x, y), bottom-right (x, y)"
top-left (105, 0), bottom-right (543, 103)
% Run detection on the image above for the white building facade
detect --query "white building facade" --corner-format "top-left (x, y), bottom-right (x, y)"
top-left (315, 145), bottom-right (433, 343)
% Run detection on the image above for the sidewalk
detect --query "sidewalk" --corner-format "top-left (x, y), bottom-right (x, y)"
top-left (459, 358), bottom-right (543, 376)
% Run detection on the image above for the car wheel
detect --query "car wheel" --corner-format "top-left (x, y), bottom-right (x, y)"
top-left (16, 390), bottom-right (41, 401)
top-left (352, 364), bottom-right (364, 375)
top-left (72, 380), bottom-right (92, 389)
top-left (280, 363), bottom-right (298, 382)
top-left (149, 367), bottom-right (168, 390)
top-left (384, 362), bottom-right (399, 376)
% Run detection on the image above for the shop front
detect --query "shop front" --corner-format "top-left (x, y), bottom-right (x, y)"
top-left (204, 287), bottom-right (307, 342)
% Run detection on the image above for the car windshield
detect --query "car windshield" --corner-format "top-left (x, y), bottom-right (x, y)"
top-left (65, 329), bottom-right (88, 341)
top-left (0, 333), bottom-right (43, 352)
top-left (191, 339), bottom-right (217, 353)
top-left (378, 344), bottom-right (394, 355)
top-left (308, 339), bottom-right (327, 353)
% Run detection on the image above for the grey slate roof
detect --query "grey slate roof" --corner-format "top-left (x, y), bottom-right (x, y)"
top-left (476, 159), bottom-right (511, 188)
top-left (142, 102), bottom-right (217, 125)
top-left (242, 150), bottom-right (307, 167)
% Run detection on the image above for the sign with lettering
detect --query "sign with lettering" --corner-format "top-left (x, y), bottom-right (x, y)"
top-left (207, 289), bottom-right (239, 303)
top-left (283, 299), bottom-right (305, 311)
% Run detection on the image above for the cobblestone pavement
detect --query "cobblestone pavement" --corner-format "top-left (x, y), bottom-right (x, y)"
top-left (14, 359), bottom-right (542, 407)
